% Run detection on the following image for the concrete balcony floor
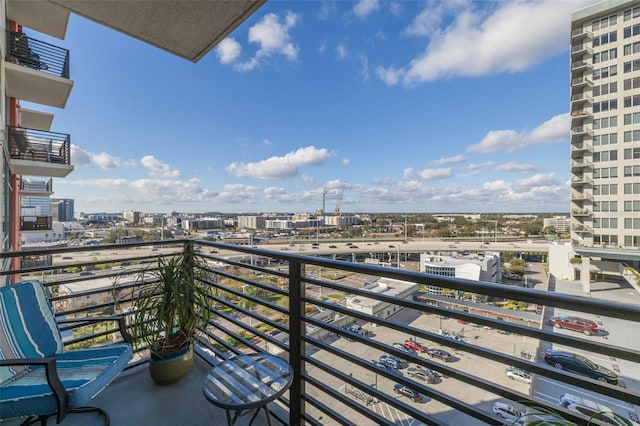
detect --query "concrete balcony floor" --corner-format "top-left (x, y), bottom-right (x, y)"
top-left (2, 356), bottom-right (277, 426)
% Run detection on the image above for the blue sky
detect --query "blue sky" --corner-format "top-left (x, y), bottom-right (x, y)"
top-left (28, 0), bottom-right (599, 215)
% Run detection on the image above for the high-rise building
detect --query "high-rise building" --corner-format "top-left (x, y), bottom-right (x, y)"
top-left (570, 0), bottom-right (640, 250)
top-left (51, 198), bottom-right (74, 222)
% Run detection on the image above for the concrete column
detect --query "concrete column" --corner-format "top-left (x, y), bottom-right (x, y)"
top-left (580, 257), bottom-right (591, 294)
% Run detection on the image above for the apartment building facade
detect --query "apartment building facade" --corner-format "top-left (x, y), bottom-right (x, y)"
top-left (570, 0), bottom-right (640, 249)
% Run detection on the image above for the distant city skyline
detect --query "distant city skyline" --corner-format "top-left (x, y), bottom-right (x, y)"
top-left (28, 0), bottom-right (598, 214)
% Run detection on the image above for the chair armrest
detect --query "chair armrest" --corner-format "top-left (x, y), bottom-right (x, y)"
top-left (0, 357), bottom-right (69, 423)
top-left (57, 315), bottom-right (133, 344)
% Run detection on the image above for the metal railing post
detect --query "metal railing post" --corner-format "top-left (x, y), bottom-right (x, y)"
top-left (288, 259), bottom-right (304, 424)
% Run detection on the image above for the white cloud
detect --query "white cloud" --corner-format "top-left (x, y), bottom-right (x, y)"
top-left (388, 2), bottom-right (402, 17)
top-left (353, 0), bottom-right (379, 19)
top-left (495, 162), bottom-right (536, 173)
top-left (263, 139), bottom-right (273, 146)
top-left (216, 38), bottom-right (242, 64)
top-left (337, 43), bottom-right (348, 59)
top-left (224, 12), bottom-right (300, 72)
top-left (529, 113), bottom-right (571, 141)
top-left (516, 173), bottom-right (558, 187)
top-left (341, 157), bottom-right (351, 165)
top-left (375, 65), bottom-right (404, 85)
top-left (140, 155), bottom-right (181, 178)
top-left (464, 161), bottom-right (495, 171)
top-left (403, 1), bottom-right (463, 37)
top-left (377, 0), bottom-right (595, 86)
top-left (428, 154), bottom-right (465, 166)
top-left (226, 146), bottom-right (335, 179)
top-left (317, 1), bottom-right (337, 20)
top-left (71, 145), bottom-right (135, 170)
top-left (482, 180), bottom-right (510, 190)
top-left (403, 167), bottom-right (452, 181)
top-left (467, 113), bottom-right (569, 153)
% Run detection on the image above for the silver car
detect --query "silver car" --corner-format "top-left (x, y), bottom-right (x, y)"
top-left (504, 367), bottom-right (532, 384)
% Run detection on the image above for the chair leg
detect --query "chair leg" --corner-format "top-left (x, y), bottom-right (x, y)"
top-left (19, 414), bottom-right (52, 426)
top-left (70, 407), bottom-right (111, 425)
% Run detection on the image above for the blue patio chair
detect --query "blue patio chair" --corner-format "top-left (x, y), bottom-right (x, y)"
top-left (0, 280), bottom-right (133, 425)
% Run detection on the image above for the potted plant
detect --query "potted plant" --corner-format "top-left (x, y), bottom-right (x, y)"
top-left (131, 251), bottom-right (212, 385)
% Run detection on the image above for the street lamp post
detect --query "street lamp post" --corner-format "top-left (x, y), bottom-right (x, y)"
top-left (390, 245), bottom-right (400, 269)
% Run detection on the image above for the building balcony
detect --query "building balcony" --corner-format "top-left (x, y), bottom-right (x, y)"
top-left (20, 215), bottom-right (51, 231)
top-left (570, 92), bottom-right (593, 107)
top-left (573, 224), bottom-right (593, 234)
top-left (571, 209), bottom-right (592, 218)
top-left (571, 142), bottom-right (593, 158)
top-left (570, 44), bottom-right (593, 59)
top-left (7, 126), bottom-right (74, 178)
top-left (570, 176), bottom-right (593, 186)
top-left (1, 241), bottom-right (638, 426)
top-left (571, 126), bottom-right (593, 142)
top-left (570, 109), bottom-right (591, 126)
top-left (4, 31), bottom-right (73, 108)
top-left (20, 177), bottom-right (53, 196)
top-left (571, 27), bottom-right (592, 41)
top-left (571, 192), bottom-right (594, 202)
top-left (571, 77), bottom-right (593, 89)
top-left (570, 159), bottom-right (593, 171)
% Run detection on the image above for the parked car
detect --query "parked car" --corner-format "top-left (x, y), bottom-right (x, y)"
top-left (79, 271), bottom-right (94, 276)
top-left (404, 340), bottom-right (427, 353)
top-left (393, 343), bottom-right (413, 354)
top-left (504, 367), bottom-right (532, 384)
top-left (406, 367), bottom-right (437, 383)
top-left (426, 348), bottom-right (451, 362)
top-left (379, 355), bottom-right (407, 369)
top-left (549, 316), bottom-right (599, 336)
top-left (328, 245), bottom-right (337, 248)
top-left (393, 384), bottom-right (423, 402)
top-left (371, 360), bottom-right (403, 377)
top-left (559, 393), bottom-right (633, 426)
top-left (492, 402), bottom-right (524, 423)
top-left (543, 350), bottom-right (618, 384)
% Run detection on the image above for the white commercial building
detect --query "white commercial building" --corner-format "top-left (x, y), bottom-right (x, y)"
top-left (419, 252), bottom-right (502, 295)
top-left (543, 216), bottom-right (571, 234)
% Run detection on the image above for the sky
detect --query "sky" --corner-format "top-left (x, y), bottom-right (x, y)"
top-left (27, 0), bottom-right (601, 215)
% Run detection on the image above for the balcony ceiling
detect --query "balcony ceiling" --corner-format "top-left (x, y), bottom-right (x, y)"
top-left (6, 0), bottom-right (70, 39)
top-left (20, 109), bottom-right (54, 131)
top-left (49, 0), bottom-right (267, 62)
top-left (9, 159), bottom-right (74, 179)
top-left (5, 63), bottom-right (74, 109)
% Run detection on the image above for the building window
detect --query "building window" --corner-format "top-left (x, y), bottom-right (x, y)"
top-left (623, 165), bottom-right (640, 176)
top-left (623, 129), bottom-right (640, 142)
top-left (624, 148), bottom-right (640, 159)
top-left (625, 182), bottom-right (640, 194)
top-left (623, 111), bottom-right (640, 124)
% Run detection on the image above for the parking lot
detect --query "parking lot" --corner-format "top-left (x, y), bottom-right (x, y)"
top-left (305, 308), bottom-right (534, 425)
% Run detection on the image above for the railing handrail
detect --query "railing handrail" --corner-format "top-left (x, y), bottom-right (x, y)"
top-left (6, 30), bottom-right (70, 78)
top-left (2, 239), bottom-right (639, 425)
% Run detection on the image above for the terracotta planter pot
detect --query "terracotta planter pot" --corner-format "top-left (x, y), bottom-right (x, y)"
top-left (149, 344), bottom-right (193, 385)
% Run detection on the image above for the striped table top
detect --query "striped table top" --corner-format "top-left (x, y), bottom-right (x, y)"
top-left (202, 353), bottom-right (293, 411)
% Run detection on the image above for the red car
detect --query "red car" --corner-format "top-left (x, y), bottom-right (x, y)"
top-left (404, 340), bottom-right (427, 353)
top-left (549, 316), bottom-right (598, 336)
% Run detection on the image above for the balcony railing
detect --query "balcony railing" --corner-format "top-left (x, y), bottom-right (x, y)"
top-left (571, 209), bottom-right (592, 217)
top-left (20, 215), bottom-right (51, 231)
top-left (570, 92), bottom-right (593, 104)
top-left (1, 240), bottom-right (639, 425)
top-left (7, 125), bottom-right (71, 165)
top-left (571, 192), bottom-right (594, 201)
top-left (571, 176), bottom-right (593, 186)
top-left (571, 28), bottom-right (592, 40)
top-left (571, 159), bottom-right (593, 170)
top-left (6, 31), bottom-right (70, 78)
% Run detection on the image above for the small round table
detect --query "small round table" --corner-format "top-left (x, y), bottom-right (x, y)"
top-left (202, 353), bottom-right (293, 426)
